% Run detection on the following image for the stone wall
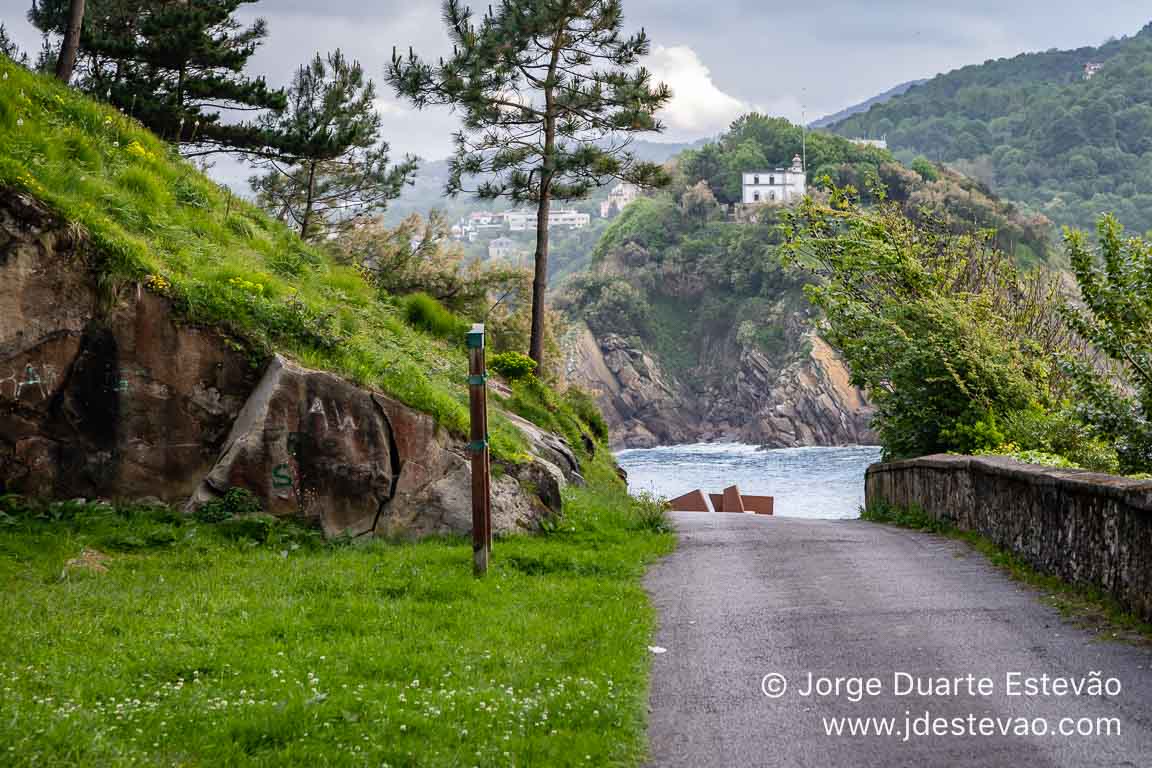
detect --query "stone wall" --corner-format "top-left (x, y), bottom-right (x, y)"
top-left (866, 454), bottom-right (1152, 622)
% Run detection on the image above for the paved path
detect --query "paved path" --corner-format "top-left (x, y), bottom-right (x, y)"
top-left (645, 513), bottom-right (1152, 767)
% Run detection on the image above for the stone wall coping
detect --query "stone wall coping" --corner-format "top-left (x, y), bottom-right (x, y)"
top-left (866, 454), bottom-right (1152, 512)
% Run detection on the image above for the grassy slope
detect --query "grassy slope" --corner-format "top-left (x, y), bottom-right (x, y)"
top-left (0, 57), bottom-right (677, 765)
top-left (0, 460), bottom-right (674, 766)
top-left (0, 56), bottom-right (531, 458)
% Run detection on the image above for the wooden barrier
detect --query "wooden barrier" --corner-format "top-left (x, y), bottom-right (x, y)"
top-left (668, 489), bottom-right (710, 512)
top-left (669, 485), bottom-right (773, 515)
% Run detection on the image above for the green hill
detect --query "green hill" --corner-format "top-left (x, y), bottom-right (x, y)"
top-left (830, 22), bottom-right (1152, 234)
top-left (557, 114), bottom-right (1053, 447)
top-left (809, 79), bottom-right (926, 129)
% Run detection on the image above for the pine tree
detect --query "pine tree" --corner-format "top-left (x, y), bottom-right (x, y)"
top-left (54, 0), bottom-right (85, 81)
top-left (29, 0), bottom-right (286, 153)
top-left (388, 0), bottom-right (670, 365)
top-left (0, 23), bottom-right (29, 66)
top-left (249, 50), bottom-right (418, 241)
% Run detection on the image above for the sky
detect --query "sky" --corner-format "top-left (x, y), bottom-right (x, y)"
top-left (2, 0), bottom-right (1150, 180)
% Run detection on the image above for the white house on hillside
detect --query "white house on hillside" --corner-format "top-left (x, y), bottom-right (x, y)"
top-left (742, 155), bottom-right (806, 205)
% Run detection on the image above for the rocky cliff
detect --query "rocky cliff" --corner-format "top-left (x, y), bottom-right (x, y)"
top-left (0, 191), bottom-right (575, 537)
top-left (566, 323), bottom-right (874, 449)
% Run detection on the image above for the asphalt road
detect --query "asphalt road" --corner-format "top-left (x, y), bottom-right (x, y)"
top-left (644, 513), bottom-right (1152, 767)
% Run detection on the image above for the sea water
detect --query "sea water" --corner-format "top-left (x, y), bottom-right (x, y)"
top-left (614, 443), bottom-right (883, 519)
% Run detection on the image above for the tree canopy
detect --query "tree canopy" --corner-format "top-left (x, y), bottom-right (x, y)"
top-left (30, 0), bottom-right (287, 153)
top-left (250, 50), bottom-right (417, 241)
top-left (388, 0), bottom-right (671, 364)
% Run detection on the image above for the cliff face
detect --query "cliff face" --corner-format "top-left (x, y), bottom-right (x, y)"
top-left (567, 323), bottom-right (875, 449)
top-left (0, 192), bottom-right (574, 537)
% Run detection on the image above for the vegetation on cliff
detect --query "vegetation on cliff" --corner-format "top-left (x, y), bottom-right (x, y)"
top-left (788, 188), bottom-right (1152, 475)
top-left (561, 114), bottom-right (1054, 393)
top-left (0, 54), bottom-right (602, 463)
top-left (1063, 218), bottom-right (1152, 473)
top-left (830, 22), bottom-right (1152, 235)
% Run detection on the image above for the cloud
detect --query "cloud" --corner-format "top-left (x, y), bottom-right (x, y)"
top-left (4, 0), bottom-right (1149, 162)
top-left (643, 45), bottom-right (755, 139)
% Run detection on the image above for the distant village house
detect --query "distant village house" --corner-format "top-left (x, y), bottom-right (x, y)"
top-left (487, 236), bottom-right (531, 266)
top-left (1084, 62), bottom-right (1103, 80)
top-left (600, 182), bottom-right (640, 217)
top-left (452, 208), bottom-right (591, 241)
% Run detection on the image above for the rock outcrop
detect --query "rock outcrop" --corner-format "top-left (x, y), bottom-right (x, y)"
top-left (1, 191), bottom-right (572, 537)
top-left (567, 323), bottom-right (875, 449)
top-left (0, 194), bottom-right (259, 500)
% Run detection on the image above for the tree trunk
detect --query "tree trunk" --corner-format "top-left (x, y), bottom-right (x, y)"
top-left (529, 178), bottom-right (552, 366)
top-left (54, 0), bottom-right (86, 83)
top-left (529, 41), bottom-right (563, 367)
top-left (300, 162), bottom-right (318, 240)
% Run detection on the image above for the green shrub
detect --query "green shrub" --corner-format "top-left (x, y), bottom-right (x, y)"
top-left (860, 501), bottom-right (947, 532)
top-left (998, 406), bottom-right (1121, 473)
top-left (0, 96), bottom-right (15, 131)
top-left (490, 351), bottom-right (537, 382)
top-left (226, 215), bottom-right (259, 241)
top-left (566, 386), bottom-right (609, 442)
top-left (216, 514), bottom-right (278, 543)
top-left (402, 292), bottom-right (467, 340)
top-left (194, 487), bottom-right (263, 523)
top-left (939, 411), bottom-right (1007, 455)
top-left (910, 156), bottom-right (939, 182)
top-left (787, 194), bottom-right (1070, 461)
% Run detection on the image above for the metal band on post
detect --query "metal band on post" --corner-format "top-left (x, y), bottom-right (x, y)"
top-left (467, 324), bottom-right (491, 576)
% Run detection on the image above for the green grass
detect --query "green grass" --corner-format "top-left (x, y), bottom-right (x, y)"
top-left (401, 293), bottom-right (469, 341)
top-left (862, 502), bottom-right (1152, 642)
top-left (0, 56), bottom-right (535, 460)
top-left (0, 460), bottom-right (675, 767)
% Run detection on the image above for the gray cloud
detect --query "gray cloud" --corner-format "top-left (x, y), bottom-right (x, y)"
top-left (2, 0), bottom-right (1149, 173)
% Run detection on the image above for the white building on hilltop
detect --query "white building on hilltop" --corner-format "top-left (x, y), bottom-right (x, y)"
top-left (742, 155), bottom-right (807, 205)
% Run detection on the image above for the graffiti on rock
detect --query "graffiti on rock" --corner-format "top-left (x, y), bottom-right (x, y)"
top-left (307, 397), bottom-right (358, 433)
top-left (271, 462), bottom-right (294, 490)
top-left (0, 364), bottom-right (59, 401)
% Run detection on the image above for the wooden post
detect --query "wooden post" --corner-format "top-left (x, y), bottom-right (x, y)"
top-left (467, 324), bottom-right (491, 576)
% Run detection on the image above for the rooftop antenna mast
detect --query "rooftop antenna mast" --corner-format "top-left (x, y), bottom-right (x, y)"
top-left (801, 90), bottom-right (808, 172)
